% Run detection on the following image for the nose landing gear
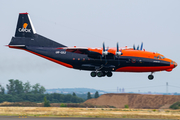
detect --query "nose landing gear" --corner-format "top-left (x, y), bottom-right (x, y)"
top-left (148, 72), bottom-right (154, 80)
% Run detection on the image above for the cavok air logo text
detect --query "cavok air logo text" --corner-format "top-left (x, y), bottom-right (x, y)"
top-left (18, 23), bottom-right (31, 33)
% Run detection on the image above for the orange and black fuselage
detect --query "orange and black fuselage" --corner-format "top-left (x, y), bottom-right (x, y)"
top-left (9, 45), bottom-right (177, 73)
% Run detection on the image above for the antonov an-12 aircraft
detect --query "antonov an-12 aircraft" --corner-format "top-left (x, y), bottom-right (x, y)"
top-left (8, 13), bottom-right (177, 80)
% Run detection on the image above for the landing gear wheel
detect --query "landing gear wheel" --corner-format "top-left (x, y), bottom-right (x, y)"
top-left (97, 72), bottom-right (103, 77)
top-left (107, 71), bottom-right (113, 77)
top-left (148, 75), bottom-right (154, 80)
top-left (90, 71), bottom-right (96, 77)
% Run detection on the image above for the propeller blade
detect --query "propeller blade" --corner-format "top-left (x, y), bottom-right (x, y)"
top-left (140, 42), bottom-right (143, 50)
top-left (116, 42), bottom-right (122, 56)
top-left (133, 44), bottom-right (136, 50)
top-left (137, 45), bottom-right (139, 50)
top-left (103, 42), bottom-right (105, 51)
top-left (117, 42), bottom-right (119, 52)
top-left (102, 42), bottom-right (108, 56)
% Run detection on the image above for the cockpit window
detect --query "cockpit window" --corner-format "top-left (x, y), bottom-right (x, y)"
top-left (157, 56), bottom-right (160, 59)
top-left (154, 55), bottom-right (165, 59)
top-left (161, 56), bottom-right (165, 59)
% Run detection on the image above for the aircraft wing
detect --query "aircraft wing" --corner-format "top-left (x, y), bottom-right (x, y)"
top-left (57, 47), bottom-right (116, 59)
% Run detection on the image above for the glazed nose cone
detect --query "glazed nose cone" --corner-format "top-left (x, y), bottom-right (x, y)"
top-left (174, 61), bottom-right (177, 68)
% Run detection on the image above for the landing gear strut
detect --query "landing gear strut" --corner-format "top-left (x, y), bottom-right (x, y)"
top-left (90, 71), bottom-right (113, 77)
top-left (148, 73), bottom-right (154, 80)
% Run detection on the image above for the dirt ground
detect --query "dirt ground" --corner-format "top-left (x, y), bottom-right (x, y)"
top-left (0, 107), bottom-right (180, 119)
top-left (85, 93), bottom-right (180, 109)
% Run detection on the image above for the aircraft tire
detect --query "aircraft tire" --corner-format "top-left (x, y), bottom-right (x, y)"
top-left (97, 72), bottom-right (103, 77)
top-left (107, 71), bottom-right (113, 77)
top-left (90, 71), bottom-right (96, 77)
top-left (148, 75), bottom-right (154, 80)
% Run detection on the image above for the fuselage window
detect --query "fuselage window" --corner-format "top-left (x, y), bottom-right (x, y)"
top-left (155, 55), bottom-right (165, 59)
top-left (73, 58), bottom-right (75, 60)
top-left (78, 58), bottom-right (80, 60)
top-left (161, 56), bottom-right (165, 59)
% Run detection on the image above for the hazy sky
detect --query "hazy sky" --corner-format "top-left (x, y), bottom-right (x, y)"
top-left (0, 0), bottom-right (180, 93)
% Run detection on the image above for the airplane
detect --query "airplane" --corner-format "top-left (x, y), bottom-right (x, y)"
top-left (8, 13), bottom-right (177, 80)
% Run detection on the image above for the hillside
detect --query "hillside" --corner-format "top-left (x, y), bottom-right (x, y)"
top-left (46, 88), bottom-right (107, 94)
top-left (84, 93), bottom-right (180, 109)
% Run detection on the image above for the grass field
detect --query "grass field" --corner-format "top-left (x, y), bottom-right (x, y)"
top-left (0, 107), bottom-right (180, 119)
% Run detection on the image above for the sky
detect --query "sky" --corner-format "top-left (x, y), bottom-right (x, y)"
top-left (0, 0), bottom-right (180, 93)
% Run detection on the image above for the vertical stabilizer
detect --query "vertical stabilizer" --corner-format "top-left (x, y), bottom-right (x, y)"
top-left (15, 13), bottom-right (36, 38)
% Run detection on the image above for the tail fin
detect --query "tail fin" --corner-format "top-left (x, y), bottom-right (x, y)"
top-left (15, 13), bottom-right (36, 38)
top-left (9, 13), bottom-right (66, 47)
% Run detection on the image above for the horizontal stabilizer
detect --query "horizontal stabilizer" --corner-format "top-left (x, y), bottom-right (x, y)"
top-left (8, 45), bottom-right (26, 49)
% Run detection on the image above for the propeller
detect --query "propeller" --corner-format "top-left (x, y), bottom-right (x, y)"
top-left (102, 42), bottom-right (108, 57)
top-left (116, 42), bottom-right (122, 56)
top-left (133, 42), bottom-right (143, 50)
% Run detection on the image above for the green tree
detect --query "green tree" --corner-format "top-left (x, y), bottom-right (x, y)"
top-left (32, 83), bottom-right (46, 94)
top-left (32, 83), bottom-right (40, 94)
top-left (14, 79), bottom-right (23, 94)
top-left (6, 79), bottom-right (24, 95)
top-left (23, 81), bottom-right (31, 93)
top-left (60, 103), bottom-right (67, 107)
top-left (124, 104), bottom-right (129, 108)
top-left (94, 91), bottom-right (99, 98)
top-left (6, 79), bottom-right (15, 95)
top-left (72, 92), bottom-right (76, 96)
top-left (87, 92), bottom-right (92, 99)
top-left (39, 86), bottom-right (46, 94)
top-left (44, 96), bottom-right (50, 107)
top-left (0, 85), bottom-right (5, 95)
top-left (170, 101), bottom-right (180, 109)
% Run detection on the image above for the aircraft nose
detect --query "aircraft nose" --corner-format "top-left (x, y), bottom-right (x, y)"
top-left (174, 61), bottom-right (177, 68)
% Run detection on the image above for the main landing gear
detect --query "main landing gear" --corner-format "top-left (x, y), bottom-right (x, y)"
top-left (90, 71), bottom-right (113, 77)
top-left (148, 72), bottom-right (154, 80)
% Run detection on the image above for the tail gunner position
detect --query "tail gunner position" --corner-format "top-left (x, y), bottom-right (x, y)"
top-left (8, 13), bottom-right (177, 80)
